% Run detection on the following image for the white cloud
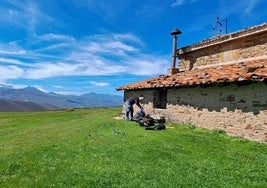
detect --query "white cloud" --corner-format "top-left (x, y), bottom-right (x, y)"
top-left (24, 62), bottom-right (80, 79)
top-left (52, 85), bottom-right (63, 89)
top-left (171, 0), bottom-right (198, 7)
top-left (81, 34), bottom-right (139, 56)
top-left (23, 59), bottom-right (127, 79)
top-left (171, 0), bottom-right (184, 7)
top-left (0, 58), bottom-right (21, 64)
top-left (89, 81), bottom-right (109, 87)
top-left (0, 57), bottom-right (35, 67)
top-left (26, 1), bottom-right (39, 35)
top-left (30, 34), bottom-right (76, 52)
top-left (0, 32), bottom-right (168, 81)
top-left (0, 65), bottom-right (24, 82)
top-left (54, 91), bottom-right (85, 96)
top-left (0, 42), bottom-right (26, 55)
top-left (0, 0), bottom-right (52, 36)
top-left (124, 55), bottom-right (169, 76)
top-left (106, 41), bottom-right (137, 52)
top-left (113, 34), bottom-right (143, 45)
top-left (34, 43), bottom-right (71, 52)
top-left (0, 7), bottom-right (24, 28)
top-left (36, 33), bottom-right (75, 42)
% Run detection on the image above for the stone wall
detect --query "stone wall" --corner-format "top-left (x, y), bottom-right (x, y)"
top-left (167, 83), bottom-right (267, 114)
top-left (124, 82), bottom-right (267, 143)
top-left (178, 23), bottom-right (267, 70)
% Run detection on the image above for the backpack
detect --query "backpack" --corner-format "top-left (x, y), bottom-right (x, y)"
top-left (142, 115), bottom-right (154, 127)
top-left (156, 123), bottom-right (166, 130)
top-left (133, 108), bottom-right (146, 122)
top-left (138, 114), bottom-right (154, 127)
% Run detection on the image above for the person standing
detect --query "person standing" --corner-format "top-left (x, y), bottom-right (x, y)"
top-left (125, 95), bottom-right (144, 121)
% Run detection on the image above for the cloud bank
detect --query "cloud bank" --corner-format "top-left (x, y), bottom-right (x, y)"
top-left (0, 33), bottom-right (169, 82)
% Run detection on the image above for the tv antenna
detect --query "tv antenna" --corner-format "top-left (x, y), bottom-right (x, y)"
top-left (212, 17), bottom-right (228, 36)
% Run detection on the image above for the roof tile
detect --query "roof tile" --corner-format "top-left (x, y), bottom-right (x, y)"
top-left (116, 59), bottom-right (267, 91)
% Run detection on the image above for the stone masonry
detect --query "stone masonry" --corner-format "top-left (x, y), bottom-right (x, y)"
top-left (178, 23), bottom-right (267, 71)
top-left (124, 84), bottom-right (267, 143)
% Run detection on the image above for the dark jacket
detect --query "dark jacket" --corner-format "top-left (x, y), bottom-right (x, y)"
top-left (126, 97), bottom-right (141, 108)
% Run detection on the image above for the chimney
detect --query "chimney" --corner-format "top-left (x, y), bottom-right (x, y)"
top-left (168, 28), bottom-right (182, 75)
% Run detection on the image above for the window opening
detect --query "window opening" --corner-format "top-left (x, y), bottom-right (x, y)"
top-left (153, 89), bottom-right (167, 109)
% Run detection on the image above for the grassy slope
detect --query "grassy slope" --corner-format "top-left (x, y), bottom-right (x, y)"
top-left (0, 107), bottom-right (266, 187)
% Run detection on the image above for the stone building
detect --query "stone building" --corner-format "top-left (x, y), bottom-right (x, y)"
top-left (116, 23), bottom-right (267, 143)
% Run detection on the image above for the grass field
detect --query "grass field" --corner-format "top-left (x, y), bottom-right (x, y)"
top-left (0, 107), bottom-right (266, 187)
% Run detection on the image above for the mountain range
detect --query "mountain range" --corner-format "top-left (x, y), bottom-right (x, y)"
top-left (0, 86), bottom-right (123, 111)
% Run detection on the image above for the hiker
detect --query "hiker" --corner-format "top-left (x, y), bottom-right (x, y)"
top-left (125, 95), bottom-right (144, 121)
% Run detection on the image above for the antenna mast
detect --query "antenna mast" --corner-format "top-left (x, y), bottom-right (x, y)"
top-left (212, 17), bottom-right (228, 36)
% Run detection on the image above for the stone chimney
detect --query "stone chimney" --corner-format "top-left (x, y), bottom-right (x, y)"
top-left (167, 28), bottom-right (182, 75)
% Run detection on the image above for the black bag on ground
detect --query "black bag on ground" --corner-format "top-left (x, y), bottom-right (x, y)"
top-left (145, 123), bottom-right (166, 130)
top-left (156, 123), bottom-right (166, 130)
top-left (142, 115), bottom-right (154, 127)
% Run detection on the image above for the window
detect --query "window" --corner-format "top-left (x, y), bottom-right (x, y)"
top-left (153, 89), bottom-right (167, 109)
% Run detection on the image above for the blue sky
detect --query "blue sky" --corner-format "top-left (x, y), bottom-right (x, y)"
top-left (0, 0), bottom-right (266, 96)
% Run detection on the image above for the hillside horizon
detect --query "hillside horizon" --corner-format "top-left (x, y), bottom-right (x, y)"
top-left (0, 85), bottom-right (123, 111)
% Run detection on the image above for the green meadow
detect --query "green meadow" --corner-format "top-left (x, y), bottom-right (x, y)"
top-left (0, 107), bottom-right (266, 187)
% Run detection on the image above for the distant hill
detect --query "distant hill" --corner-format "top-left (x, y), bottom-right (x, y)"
top-left (0, 99), bottom-right (58, 112)
top-left (0, 86), bottom-right (123, 111)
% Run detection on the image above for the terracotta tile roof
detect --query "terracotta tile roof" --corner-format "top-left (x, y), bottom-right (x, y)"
top-left (116, 59), bottom-right (267, 91)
